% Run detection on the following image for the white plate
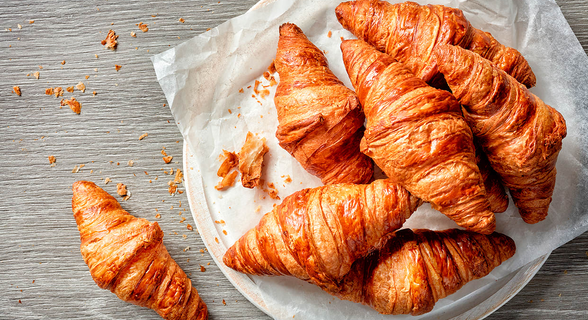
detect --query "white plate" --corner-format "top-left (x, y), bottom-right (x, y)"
top-left (183, 141), bottom-right (550, 320)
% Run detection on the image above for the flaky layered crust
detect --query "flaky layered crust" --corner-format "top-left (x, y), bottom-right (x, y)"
top-left (72, 181), bottom-right (207, 320)
top-left (331, 229), bottom-right (516, 315)
top-left (274, 23), bottom-right (374, 185)
top-left (341, 39), bottom-right (495, 234)
top-left (223, 179), bottom-right (421, 291)
top-left (434, 45), bottom-right (566, 223)
top-left (335, 0), bottom-right (536, 87)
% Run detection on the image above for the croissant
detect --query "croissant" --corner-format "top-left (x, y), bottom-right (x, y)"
top-left (72, 181), bottom-right (208, 320)
top-left (329, 228), bottom-right (516, 315)
top-left (341, 39), bottom-right (495, 234)
top-left (223, 179), bottom-right (421, 291)
top-left (274, 23), bottom-right (374, 185)
top-left (434, 45), bottom-right (567, 223)
top-left (335, 0), bottom-right (536, 88)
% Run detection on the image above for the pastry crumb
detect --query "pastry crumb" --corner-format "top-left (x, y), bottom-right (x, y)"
top-left (215, 170), bottom-right (238, 191)
top-left (104, 177), bottom-right (111, 184)
top-left (155, 213), bottom-right (161, 219)
top-left (179, 18), bottom-right (185, 23)
top-left (72, 165), bottom-right (80, 173)
top-left (187, 224), bottom-right (193, 231)
top-left (54, 87), bottom-right (63, 97)
top-left (217, 150), bottom-right (238, 178)
top-left (115, 64), bottom-right (122, 71)
top-left (168, 181), bottom-right (177, 194)
top-left (13, 86), bottom-right (21, 96)
top-left (163, 155), bottom-right (173, 164)
top-left (238, 132), bottom-right (269, 188)
top-left (200, 265), bottom-right (206, 272)
top-left (174, 169), bottom-right (183, 184)
top-left (66, 86), bottom-right (74, 93)
top-left (127, 160), bottom-right (134, 167)
top-left (48, 155), bottom-right (56, 165)
top-left (327, 30), bottom-right (332, 38)
top-left (101, 30), bottom-right (118, 50)
top-left (76, 82), bottom-right (85, 93)
top-left (33, 71), bottom-right (40, 79)
top-left (137, 22), bottom-right (148, 32)
top-left (61, 60), bottom-right (66, 65)
top-left (116, 183), bottom-right (127, 196)
top-left (282, 175), bottom-right (292, 183)
top-left (64, 97), bottom-right (81, 114)
top-left (45, 88), bottom-right (53, 95)
top-left (138, 133), bottom-right (148, 140)
top-left (130, 31), bottom-right (136, 37)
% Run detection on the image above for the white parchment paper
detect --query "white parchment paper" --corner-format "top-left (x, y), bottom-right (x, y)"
top-left (152, 0), bottom-right (588, 319)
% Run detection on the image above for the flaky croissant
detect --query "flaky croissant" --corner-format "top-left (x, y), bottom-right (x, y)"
top-left (329, 228), bottom-right (516, 315)
top-left (335, 0), bottom-right (536, 88)
top-left (223, 179), bottom-right (421, 291)
top-left (274, 23), bottom-right (374, 185)
top-left (72, 181), bottom-right (207, 320)
top-left (341, 39), bottom-right (495, 234)
top-left (434, 45), bottom-right (567, 223)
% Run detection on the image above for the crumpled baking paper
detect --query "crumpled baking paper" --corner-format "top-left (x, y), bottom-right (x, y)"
top-left (152, 0), bottom-right (588, 318)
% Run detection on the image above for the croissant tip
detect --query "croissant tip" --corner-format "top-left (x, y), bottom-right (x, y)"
top-left (279, 22), bottom-right (302, 36)
top-left (335, 1), bottom-right (355, 26)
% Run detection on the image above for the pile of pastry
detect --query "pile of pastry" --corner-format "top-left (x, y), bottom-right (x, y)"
top-left (223, 0), bottom-right (567, 316)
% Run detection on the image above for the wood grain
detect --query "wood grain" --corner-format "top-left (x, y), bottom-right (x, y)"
top-left (0, 0), bottom-right (586, 319)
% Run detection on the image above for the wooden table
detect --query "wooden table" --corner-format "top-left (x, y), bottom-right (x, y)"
top-left (1, 0), bottom-right (586, 319)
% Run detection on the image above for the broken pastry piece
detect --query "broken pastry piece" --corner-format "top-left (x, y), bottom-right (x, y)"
top-left (274, 23), bottom-right (374, 185)
top-left (71, 181), bottom-right (208, 320)
top-left (434, 45), bottom-right (566, 223)
top-left (335, 0), bottom-right (536, 88)
top-left (215, 150), bottom-right (239, 191)
top-left (328, 229), bottom-right (516, 315)
top-left (238, 132), bottom-right (268, 188)
top-left (341, 39), bottom-right (495, 234)
top-left (224, 179), bottom-right (421, 291)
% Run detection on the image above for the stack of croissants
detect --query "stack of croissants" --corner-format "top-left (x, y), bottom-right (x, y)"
top-left (71, 1), bottom-right (567, 319)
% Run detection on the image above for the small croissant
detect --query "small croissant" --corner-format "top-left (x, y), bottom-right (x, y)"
top-left (223, 179), bottom-right (421, 291)
top-left (335, 0), bottom-right (536, 87)
top-left (72, 181), bottom-right (207, 320)
top-left (274, 23), bottom-right (374, 185)
top-left (434, 45), bottom-right (567, 223)
top-left (330, 229), bottom-right (516, 315)
top-left (341, 39), bottom-right (495, 234)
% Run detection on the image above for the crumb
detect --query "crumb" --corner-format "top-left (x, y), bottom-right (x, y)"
top-left (138, 133), bottom-right (148, 140)
top-left (267, 60), bottom-right (276, 74)
top-left (12, 86), bottom-right (21, 96)
top-left (222, 299), bottom-right (226, 306)
top-left (104, 177), bottom-right (111, 184)
top-left (33, 71), bottom-right (40, 79)
top-left (155, 213), bottom-right (161, 219)
top-left (128, 160), bottom-right (134, 167)
top-left (215, 170), bottom-right (238, 191)
top-left (222, 230), bottom-right (227, 235)
top-left (200, 265), bottom-right (206, 272)
top-left (76, 82), bottom-right (85, 93)
top-left (161, 149), bottom-right (168, 157)
top-left (282, 175), bottom-right (292, 183)
top-left (66, 86), bottom-right (74, 93)
top-left (255, 205), bottom-right (261, 213)
top-left (115, 64), bottom-right (122, 71)
top-left (17, 24), bottom-right (22, 29)
top-left (85, 75), bottom-right (89, 79)
top-left (54, 87), bottom-right (63, 97)
top-left (340, 36), bottom-right (345, 41)
top-left (179, 18), bottom-right (185, 23)
top-left (61, 60), bottom-right (66, 65)
top-left (63, 97), bottom-right (81, 114)
top-left (263, 71), bottom-right (271, 80)
top-left (101, 30), bottom-right (118, 50)
top-left (92, 91), bottom-right (97, 96)
top-left (327, 30), bottom-right (332, 38)
top-left (238, 132), bottom-right (269, 188)
top-left (238, 88), bottom-right (244, 93)
top-left (45, 88), bottom-right (53, 95)
top-left (267, 182), bottom-right (280, 200)
top-left (117, 183), bottom-right (127, 196)
top-left (137, 22), bottom-right (148, 32)
top-left (215, 237), bottom-right (219, 243)
top-left (183, 246), bottom-right (190, 252)
top-left (182, 234), bottom-right (187, 239)
top-left (130, 31), bottom-right (136, 37)
top-left (163, 156), bottom-right (173, 164)
top-left (48, 155), bottom-right (56, 165)
top-left (168, 181), bottom-right (177, 194)
top-left (217, 150), bottom-right (238, 178)
top-left (187, 224), bottom-right (193, 231)
top-left (29, 20), bottom-right (34, 24)
top-left (71, 165), bottom-right (80, 173)
top-left (174, 169), bottom-right (183, 184)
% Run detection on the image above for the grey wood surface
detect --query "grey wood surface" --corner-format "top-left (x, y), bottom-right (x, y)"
top-left (0, 0), bottom-right (586, 319)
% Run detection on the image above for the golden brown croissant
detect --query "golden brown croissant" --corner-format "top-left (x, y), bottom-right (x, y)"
top-left (475, 142), bottom-right (509, 213)
top-left (434, 45), bottom-right (567, 224)
top-left (274, 23), bottom-right (374, 185)
top-left (72, 181), bottom-right (208, 320)
top-left (335, 0), bottom-right (536, 88)
top-left (329, 228), bottom-right (516, 315)
top-left (223, 179), bottom-right (421, 291)
top-left (341, 39), bottom-right (495, 234)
